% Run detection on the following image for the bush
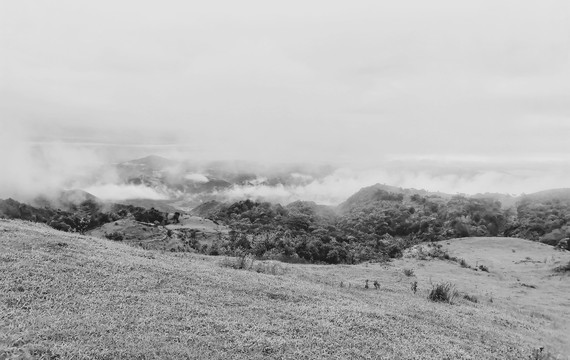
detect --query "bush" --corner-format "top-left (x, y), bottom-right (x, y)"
top-left (463, 294), bottom-right (478, 303)
top-left (458, 258), bottom-right (469, 268)
top-left (428, 282), bottom-right (459, 304)
top-left (403, 268), bottom-right (415, 277)
top-left (553, 261), bottom-right (570, 273)
top-left (221, 253), bottom-right (255, 270)
top-left (478, 264), bottom-right (489, 272)
top-left (105, 232), bottom-right (124, 241)
top-left (220, 254), bottom-right (285, 275)
top-left (253, 261), bottom-right (286, 275)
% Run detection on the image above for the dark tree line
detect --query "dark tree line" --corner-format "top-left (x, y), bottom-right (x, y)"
top-left (200, 190), bottom-right (570, 263)
top-left (3, 188), bottom-right (569, 264)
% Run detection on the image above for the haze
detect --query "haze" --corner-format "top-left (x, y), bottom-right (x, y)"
top-left (1, 1), bottom-right (570, 201)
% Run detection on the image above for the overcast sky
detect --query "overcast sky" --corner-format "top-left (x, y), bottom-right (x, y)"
top-left (1, 1), bottom-right (570, 195)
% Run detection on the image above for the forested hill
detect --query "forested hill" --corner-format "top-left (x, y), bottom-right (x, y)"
top-left (192, 186), bottom-right (570, 264)
top-left (2, 185), bottom-right (570, 265)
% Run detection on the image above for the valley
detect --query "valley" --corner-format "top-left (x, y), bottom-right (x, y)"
top-left (2, 155), bottom-right (570, 359)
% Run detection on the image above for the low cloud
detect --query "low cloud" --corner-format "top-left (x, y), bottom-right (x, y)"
top-left (0, 124), bottom-right (108, 200)
top-left (82, 184), bottom-right (168, 201)
top-left (0, 124), bottom-right (167, 203)
top-left (211, 161), bottom-right (570, 206)
top-left (184, 173), bottom-right (209, 183)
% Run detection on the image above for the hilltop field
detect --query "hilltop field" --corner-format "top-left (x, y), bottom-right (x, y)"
top-left (1, 219), bottom-right (569, 359)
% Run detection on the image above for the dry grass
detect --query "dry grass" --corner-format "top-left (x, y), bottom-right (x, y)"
top-left (427, 282), bottom-right (459, 304)
top-left (1, 220), bottom-right (569, 359)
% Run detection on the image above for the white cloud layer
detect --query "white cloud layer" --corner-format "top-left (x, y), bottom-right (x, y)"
top-left (184, 173), bottom-right (209, 183)
top-left (1, 1), bottom-right (569, 203)
top-left (2, 0), bottom-right (569, 165)
top-left (214, 163), bottom-right (570, 206)
top-left (83, 184), bottom-right (167, 201)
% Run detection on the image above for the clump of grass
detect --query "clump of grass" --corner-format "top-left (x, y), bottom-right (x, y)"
top-left (463, 293), bottom-right (478, 303)
top-left (478, 264), bottom-right (489, 272)
top-left (105, 231), bottom-right (124, 241)
top-left (411, 281), bottom-right (418, 294)
top-left (403, 268), bottom-right (415, 277)
top-left (220, 254), bottom-right (285, 275)
top-left (373, 280), bottom-right (380, 289)
top-left (427, 282), bottom-right (459, 304)
top-left (530, 346), bottom-right (559, 360)
top-left (253, 261), bottom-right (286, 275)
top-left (458, 258), bottom-right (469, 268)
top-left (220, 254), bottom-right (255, 270)
top-left (553, 260), bottom-right (570, 273)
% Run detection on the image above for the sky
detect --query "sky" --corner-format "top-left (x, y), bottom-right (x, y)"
top-left (1, 0), bottom-right (570, 198)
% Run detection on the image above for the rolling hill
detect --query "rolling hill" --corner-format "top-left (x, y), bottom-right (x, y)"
top-left (1, 219), bottom-right (569, 359)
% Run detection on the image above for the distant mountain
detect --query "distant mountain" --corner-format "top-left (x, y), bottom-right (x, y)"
top-left (337, 183), bottom-right (453, 213)
top-left (32, 189), bottom-right (101, 213)
top-left (338, 184), bottom-right (535, 213)
top-left (520, 188), bottom-right (570, 202)
top-left (470, 193), bottom-right (518, 208)
top-left (119, 155), bottom-right (175, 170)
top-left (285, 200), bottom-right (337, 220)
top-left (191, 200), bottom-right (226, 218)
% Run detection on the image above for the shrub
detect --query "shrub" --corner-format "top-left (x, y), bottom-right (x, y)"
top-left (105, 232), bottom-right (124, 241)
top-left (253, 261), bottom-right (286, 275)
top-left (220, 254), bottom-right (285, 275)
top-left (463, 294), bottom-right (478, 303)
top-left (553, 261), bottom-right (570, 273)
top-left (530, 347), bottom-right (559, 360)
top-left (428, 282), bottom-right (459, 304)
top-left (403, 268), bottom-right (415, 277)
top-left (478, 264), bottom-right (489, 272)
top-left (458, 258), bottom-right (469, 268)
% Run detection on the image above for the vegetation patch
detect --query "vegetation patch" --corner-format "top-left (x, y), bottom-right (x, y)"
top-left (553, 260), bottom-right (570, 273)
top-left (105, 231), bottom-right (124, 241)
top-left (1, 220), bottom-right (568, 359)
top-left (220, 253), bottom-right (286, 275)
top-left (462, 293), bottom-right (478, 303)
top-left (403, 268), bottom-right (415, 277)
top-left (428, 282), bottom-right (459, 304)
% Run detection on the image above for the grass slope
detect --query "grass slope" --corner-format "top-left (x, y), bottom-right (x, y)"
top-left (1, 220), bottom-right (567, 359)
top-left (86, 215), bottom-right (227, 251)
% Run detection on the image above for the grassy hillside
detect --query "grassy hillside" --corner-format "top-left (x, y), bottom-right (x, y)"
top-left (1, 219), bottom-right (568, 359)
top-left (85, 215), bottom-right (228, 252)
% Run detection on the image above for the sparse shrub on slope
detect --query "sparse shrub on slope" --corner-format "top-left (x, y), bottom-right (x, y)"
top-left (553, 260), bottom-right (570, 273)
top-left (105, 232), bottom-right (124, 241)
top-left (220, 253), bottom-right (255, 270)
top-left (458, 258), bottom-right (469, 268)
top-left (428, 282), bottom-right (459, 304)
top-left (219, 252), bottom-right (285, 275)
top-left (530, 347), bottom-right (560, 360)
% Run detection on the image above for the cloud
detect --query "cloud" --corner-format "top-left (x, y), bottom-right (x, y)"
top-left (209, 159), bottom-right (570, 206)
top-left (0, 123), bottom-right (111, 200)
top-left (290, 173), bottom-right (314, 183)
top-left (184, 173), bottom-right (209, 183)
top-left (3, 0), bottom-right (569, 164)
top-left (0, 123), bottom-right (166, 202)
top-left (82, 184), bottom-right (167, 201)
